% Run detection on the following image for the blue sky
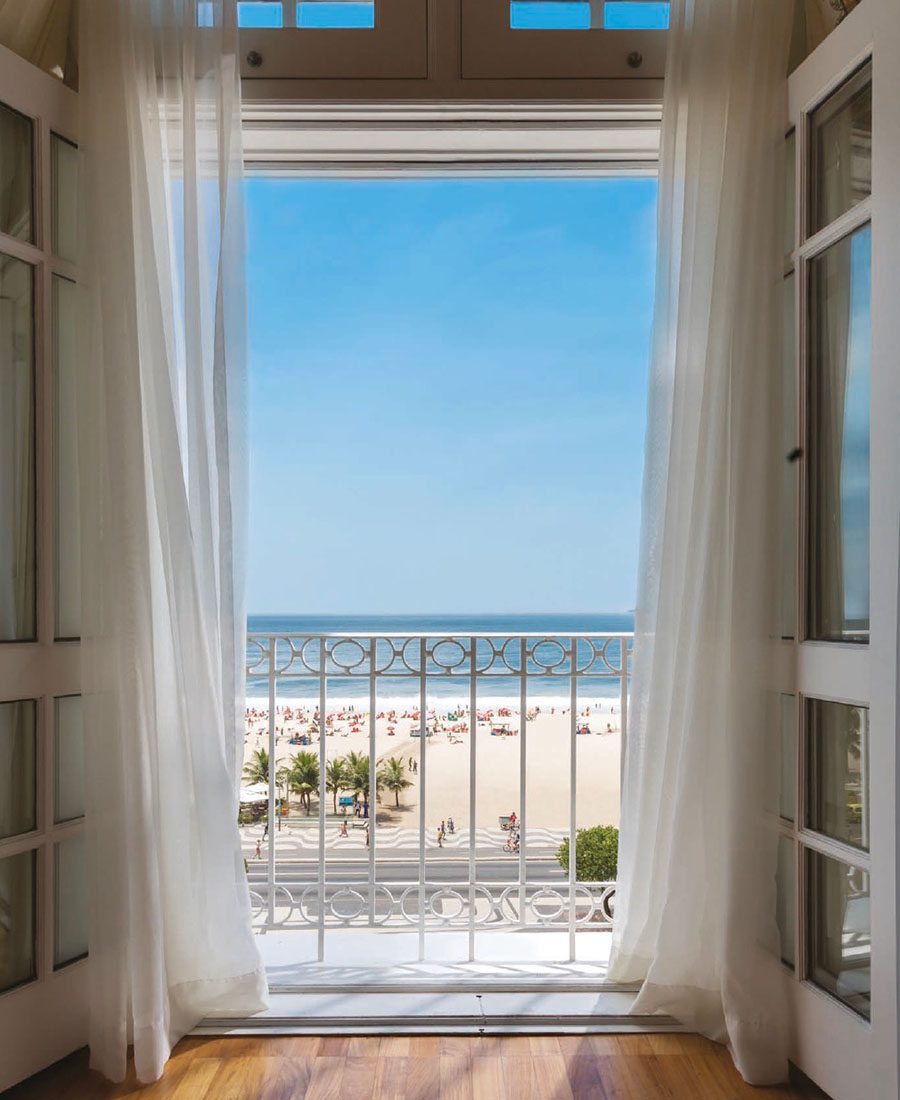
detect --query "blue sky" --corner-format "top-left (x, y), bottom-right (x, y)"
top-left (245, 177), bottom-right (657, 614)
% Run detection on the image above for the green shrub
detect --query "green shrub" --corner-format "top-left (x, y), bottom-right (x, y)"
top-left (556, 825), bottom-right (618, 881)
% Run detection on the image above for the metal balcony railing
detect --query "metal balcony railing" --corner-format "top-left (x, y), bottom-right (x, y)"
top-left (243, 632), bottom-right (632, 961)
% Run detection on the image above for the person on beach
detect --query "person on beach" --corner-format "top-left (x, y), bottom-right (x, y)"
top-left (448, 816), bottom-right (455, 834)
top-left (437, 826), bottom-right (444, 848)
top-left (339, 820), bottom-right (348, 838)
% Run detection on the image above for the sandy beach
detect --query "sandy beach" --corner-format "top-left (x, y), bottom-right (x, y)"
top-left (242, 699), bottom-right (621, 834)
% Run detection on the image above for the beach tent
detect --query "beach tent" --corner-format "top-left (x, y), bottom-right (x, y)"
top-left (239, 783), bottom-right (269, 804)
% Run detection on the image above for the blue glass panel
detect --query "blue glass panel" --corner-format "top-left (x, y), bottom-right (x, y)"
top-left (238, 1), bottom-right (283, 27)
top-left (510, 2), bottom-right (590, 30)
top-left (297, 2), bottom-right (375, 27)
top-left (604, 2), bottom-right (669, 28)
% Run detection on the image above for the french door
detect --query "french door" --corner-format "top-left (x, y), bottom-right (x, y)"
top-left (778, 2), bottom-right (900, 1097)
top-left (0, 44), bottom-right (84, 1091)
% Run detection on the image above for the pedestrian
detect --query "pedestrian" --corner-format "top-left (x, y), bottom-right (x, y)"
top-left (448, 816), bottom-right (455, 834)
top-left (365, 824), bottom-right (370, 848)
top-left (437, 827), bottom-right (443, 849)
top-left (255, 838), bottom-right (262, 860)
top-left (263, 823), bottom-right (269, 841)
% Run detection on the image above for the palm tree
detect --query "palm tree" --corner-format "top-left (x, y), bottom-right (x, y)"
top-left (326, 757), bottom-right (348, 814)
top-left (242, 747), bottom-right (269, 786)
top-left (288, 751), bottom-right (320, 815)
top-left (344, 751), bottom-right (370, 803)
top-left (380, 756), bottom-right (413, 808)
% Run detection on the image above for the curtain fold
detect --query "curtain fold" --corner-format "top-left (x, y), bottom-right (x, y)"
top-left (77, 0), bottom-right (267, 1083)
top-left (609, 0), bottom-right (792, 1084)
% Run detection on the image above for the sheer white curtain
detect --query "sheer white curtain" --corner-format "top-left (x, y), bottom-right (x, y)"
top-left (78, 0), bottom-right (266, 1083)
top-left (609, 0), bottom-right (792, 1085)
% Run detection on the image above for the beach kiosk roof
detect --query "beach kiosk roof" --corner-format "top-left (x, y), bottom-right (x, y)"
top-left (239, 783), bottom-right (269, 803)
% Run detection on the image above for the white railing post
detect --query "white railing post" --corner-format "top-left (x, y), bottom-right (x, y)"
top-left (619, 635), bottom-right (629, 798)
top-left (267, 637), bottom-right (277, 928)
top-left (468, 635), bottom-right (477, 961)
top-left (369, 636), bottom-right (377, 928)
top-left (568, 635), bottom-right (577, 961)
top-left (518, 636), bottom-right (527, 928)
top-left (318, 636), bottom-right (327, 961)
top-left (418, 636), bottom-right (427, 962)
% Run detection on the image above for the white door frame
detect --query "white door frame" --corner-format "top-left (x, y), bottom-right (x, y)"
top-left (0, 43), bottom-right (83, 1092)
top-left (782, 4), bottom-right (900, 1098)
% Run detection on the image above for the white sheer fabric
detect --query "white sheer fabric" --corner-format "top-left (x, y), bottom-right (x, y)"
top-left (78, 0), bottom-right (266, 1083)
top-left (609, 0), bottom-right (792, 1085)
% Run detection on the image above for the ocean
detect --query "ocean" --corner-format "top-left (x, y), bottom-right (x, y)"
top-left (246, 612), bottom-right (634, 708)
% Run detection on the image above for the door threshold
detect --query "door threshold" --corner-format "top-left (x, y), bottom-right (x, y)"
top-left (195, 990), bottom-right (681, 1036)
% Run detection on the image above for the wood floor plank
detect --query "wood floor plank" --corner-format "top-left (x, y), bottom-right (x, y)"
top-left (439, 1055), bottom-right (473, 1100)
top-left (593, 1054), bottom-right (638, 1100)
top-left (530, 1054), bottom-right (574, 1099)
top-left (439, 1036), bottom-right (472, 1058)
top-left (305, 1056), bottom-right (344, 1100)
top-left (470, 1057), bottom-right (503, 1100)
top-left (340, 1056), bottom-right (377, 1100)
top-left (317, 1036), bottom-right (350, 1058)
top-left (500, 1055), bottom-right (537, 1100)
top-left (372, 1055), bottom-right (409, 1100)
top-left (527, 1034), bottom-right (562, 1055)
top-left (564, 1055), bottom-right (607, 1100)
top-left (556, 1034), bottom-right (601, 1057)
top-left (9, 1034), bottom-right (831, 1100)
top-left (404, 1053), bottom-right (442, 1100)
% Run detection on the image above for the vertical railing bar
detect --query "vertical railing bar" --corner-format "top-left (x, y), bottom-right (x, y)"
top-left (283, 0), bottom-right (297, 27)
top-left (369, 637), bottom-right (377, 927)
top-left (318, 637), bottom-right (327, 962)
top-left (419, 636), bottom-right (427, 962)
top-left (518, 637), bottom-right (527, 929)
top-left (468, 635), bottom-right (477, 962)
top-left (569, 636), bottom-right (577, 961)
top-left (619, 636), bottom-right (629, 804)
top-left (267, 637), bottom-right (277, 928)
top-left (589, 0), bottom-right (605, 29)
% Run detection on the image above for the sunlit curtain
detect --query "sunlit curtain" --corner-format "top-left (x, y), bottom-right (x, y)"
top-left (609, 0), bottom-right (792, 1085)
top-left (78, 0), bottom-right (266, 1083)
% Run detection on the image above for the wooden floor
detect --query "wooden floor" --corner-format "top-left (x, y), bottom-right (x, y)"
top-left (6, 1034), bottom-right (830, 1100)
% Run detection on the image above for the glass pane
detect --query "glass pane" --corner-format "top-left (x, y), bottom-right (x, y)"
top-left (779, 693), bottom-right (797, 823)
top-left (806, 225), bottom-right (870, 642)
top-left (54, 276), bottom-right (81, 638)
top-left (0, 102), bottom-right (33, 243)
top-left (51, 134), bottom-right (78, 263)
top-left (55, 833), bottom-right (88, 967)
top-left (0, 849), bottom-right (36, 992)
top-left (237, 1), bottom-right (283, 26)
top-left (807, 851), bottom-right (870, 1020)
top-left (784, 130), bottom-right (796, 258)
top-left (55, 695), bottom-right (84, 824)
top-left (0, 253), bottom-right (35, 641)
top-left (604, 2), bottom-right (669, 28)
top-left (807, 698), bottom-right (868, 850)
top-left (776, 835), bottom-right (795, 968)
top-left (297, 2), bottom-right (375, 27)
top-left (0, 700), bottom-right (36, 839)
top-left (511, 2), bottom-right (590, 29)
top-left (810, 66), bottom-right (871, 236)
top-left (780, 273), bottom-right (797, 638)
